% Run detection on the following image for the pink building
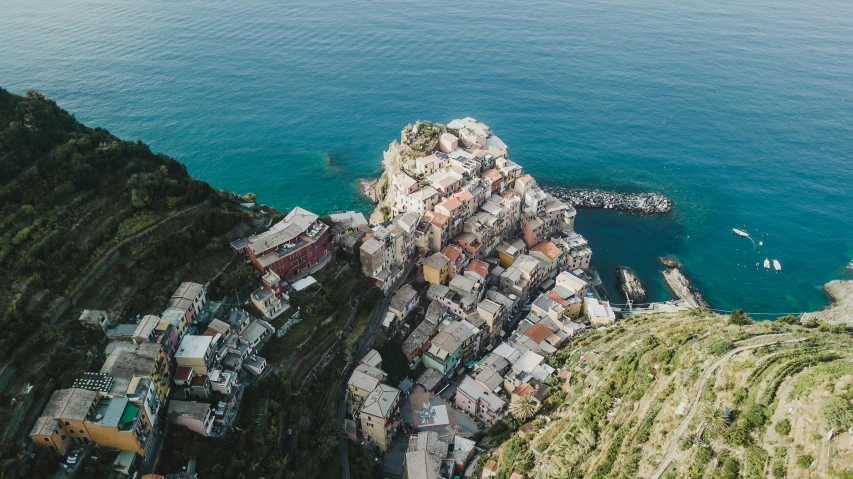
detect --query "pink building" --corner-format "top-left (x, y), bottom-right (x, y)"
top-left (454, 375), bottom-right (506, 424)
top-left (439, 133), bottom-right (459, 153)
top-left (441, 244), bottom-right (467, 279)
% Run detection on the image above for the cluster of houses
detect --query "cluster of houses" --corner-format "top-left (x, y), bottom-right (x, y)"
top-left (344, 349), bottom-right (480, 479)
top-left (343, 119), bottom-right (618, 479)
top-left (31, 281), bottom-right (275, 468)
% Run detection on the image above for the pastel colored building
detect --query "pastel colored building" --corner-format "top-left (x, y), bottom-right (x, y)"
top-left (454, 376), bottom-right (506, 424)
top-left (422, 253), bottom-right (450, 285)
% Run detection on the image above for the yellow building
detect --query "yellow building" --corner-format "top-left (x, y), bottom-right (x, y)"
top-left (102, 341), bottom-right (171, 405)
top-left (495, 241), bottom-right (521, 268)
top-left (84, 395), bottom-right (153, 457)
top-left (30, 389), bottom-right (154, 458)
top-left (358, 384), bottom-right (401, 452)
top-left (422, 252), bottom-right (450, 285)
top-left (29, 388), bottom-right (98, 455)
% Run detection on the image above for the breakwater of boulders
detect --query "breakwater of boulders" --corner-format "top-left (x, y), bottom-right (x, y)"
top-left (544, 187), bottom-right (672, 214)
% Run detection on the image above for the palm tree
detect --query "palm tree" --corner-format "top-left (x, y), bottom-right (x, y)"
top-left (700, 402), bottom-right (729, 432)
top-left (511, 395), bottom-right (539, 421)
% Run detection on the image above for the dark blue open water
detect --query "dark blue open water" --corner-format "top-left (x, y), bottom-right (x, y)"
top-left (3, 0), bottom-right (852, 312)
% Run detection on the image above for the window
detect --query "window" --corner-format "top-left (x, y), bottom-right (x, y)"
top-left (79, 430), bottom-right (85, 434)
top-left (60, 435), bottom-right (66, 440)
top-left (64, 421), bottom-right (70, 426)
top-left (43, 437), bottom-right (50, 442)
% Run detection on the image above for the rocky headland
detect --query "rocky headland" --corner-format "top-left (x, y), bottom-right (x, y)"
top-left (662, 267), bottom-right (709, 309)
top-left (803, 280), bottom-right (853, 325)
top-left (615, 266), bottom-right (648, 303)
top-left (544, 186), bottom-right (672, 214)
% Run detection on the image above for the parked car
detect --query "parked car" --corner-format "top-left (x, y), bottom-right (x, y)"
top-left (66, 449), bottom-right (81, 465)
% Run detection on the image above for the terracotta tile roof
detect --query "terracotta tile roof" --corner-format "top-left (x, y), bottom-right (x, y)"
top-left (484, 459), bottom-right (499, 473)
top-left (175, 366), bottom-right (193, 382)
top-left (530, 241), bottom-right (561, 261)
top-left (547, 291), bottom-right (569, 306)
top-left (424, 211), bottom-right (449, 227)
top-left (438, 196), bottom-right (462, 212)
top-left (482, 169), bottom-right (502, 182)
top-left (441, 245), bottom-right (462, 263)
top-left (454, 189), bottom-right (473, 202)
top-left (524, 323), bottom-right (552, 343)
top-left (466, 260), bottom-right (489, 279)
top-left (512, 383), bottom-right (535, 397)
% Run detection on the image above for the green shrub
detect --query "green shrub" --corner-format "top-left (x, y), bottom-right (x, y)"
top-left (776, 314), bottom-right (800, 325)
top-left (771, 459), bottom-right (785, 478)
top-left (733, 387), bottom-right (749, 405)
top-left (744, 445), bottom-right (769, 479)
top-left (710, 339), bottom-right (735, 356)
top-left (774, 418), bottom-right (791, 436)
top-left (796, 455), bottom-right (813, 468)
top-left (821, 397), bottom-right (853, 430)
top-left (729, 309), bottom-right (752, 325)
top-left (635, 404), bottom-right (662, 444)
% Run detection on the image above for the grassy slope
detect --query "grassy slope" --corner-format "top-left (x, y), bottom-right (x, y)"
top-left (485, 312), bottom-right (853, 479)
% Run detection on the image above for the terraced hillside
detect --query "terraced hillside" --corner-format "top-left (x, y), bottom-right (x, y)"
top-left (483, 311), bottom-right (853, 479)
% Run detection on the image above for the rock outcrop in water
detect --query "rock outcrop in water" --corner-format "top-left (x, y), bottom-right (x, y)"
top-left (657, 256), bottom-right (683, 269)
top-left (662, 268), bottom-right (709, 309)
top-left (544, 187), bottom-right (672, 214)
top-left (615, 266), bottom-right (648, 303)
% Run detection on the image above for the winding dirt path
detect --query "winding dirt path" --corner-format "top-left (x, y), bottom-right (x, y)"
top-left (51, 204), bottom-right (205, 320)
top-left (649, 334), bottom-right (806, 479)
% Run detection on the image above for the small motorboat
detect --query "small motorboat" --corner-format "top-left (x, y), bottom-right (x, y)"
top-left (773, 259), bottom-right (781, 271)
top-left (764, 258), bottom-right (771, 269)
top-left (733, 228), bottom-right (750, 237)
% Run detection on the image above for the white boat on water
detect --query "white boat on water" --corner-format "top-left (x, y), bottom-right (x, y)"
top-left (733, 228), bottom-right (750, 237)
top-left (764, 258), bottom-right (771, 269)
top-left (773, 259), bottom-right (781, 271)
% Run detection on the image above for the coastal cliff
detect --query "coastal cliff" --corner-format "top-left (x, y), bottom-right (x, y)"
top-left (365, 122), bottom-right (444, 224)
top-left (803, 280), bottom-right (853, 324)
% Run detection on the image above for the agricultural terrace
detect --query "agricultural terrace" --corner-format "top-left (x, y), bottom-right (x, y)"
top-left (476, 310), bottom-right (853, 479)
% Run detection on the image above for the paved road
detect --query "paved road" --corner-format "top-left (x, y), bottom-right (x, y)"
top-left (649, 335), bottom-right (806, 479)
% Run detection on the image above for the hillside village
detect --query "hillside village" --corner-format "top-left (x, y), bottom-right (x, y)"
top-left (18, 115), bottom-right (853, 479)
top-left (339, 119), bottom-right (624, 478)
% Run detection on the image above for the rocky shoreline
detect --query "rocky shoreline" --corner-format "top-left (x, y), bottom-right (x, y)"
top-left (615, 266), bottom-right (648, 303)
top-left (803, 280), bottom-right (853, 325)
top-left (662, 268), bottom-right (709, 309)
top-left (543, 186), bottom-right (672, 214)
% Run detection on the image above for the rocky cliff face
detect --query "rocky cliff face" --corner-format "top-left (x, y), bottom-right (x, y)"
top-left (366, 122), bottom-right (446, 224)
top-left (615, 266), bottom-right (648, 303)
top-left (803, 280), bottom-right (853, 325)
top-left (662, 268), bottom-right (709, 309)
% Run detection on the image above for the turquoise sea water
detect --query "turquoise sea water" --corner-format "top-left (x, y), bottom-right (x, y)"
top-left (2, 0), bottom-right (852, 312)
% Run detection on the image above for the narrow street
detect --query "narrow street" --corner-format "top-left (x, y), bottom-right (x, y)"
top-left (338, 260), bottom-right (415, 479)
